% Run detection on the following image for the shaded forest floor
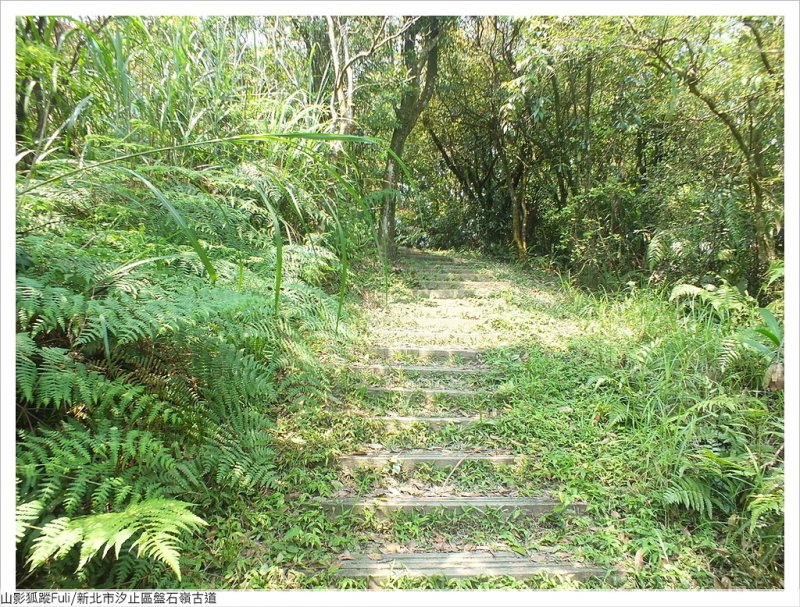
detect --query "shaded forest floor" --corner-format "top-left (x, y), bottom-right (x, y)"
top-left (178, 251), bottom-right (782, 590)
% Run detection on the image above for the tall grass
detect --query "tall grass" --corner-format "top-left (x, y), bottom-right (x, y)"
top-left (14, 15), bottom-right (394, 586)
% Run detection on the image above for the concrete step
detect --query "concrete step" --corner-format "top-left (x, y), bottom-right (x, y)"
top-left (397, 251), bottom-right (460, 261)
top-left (350, 363), bottom-right (493, 375)
top-left (320, 496), bottom-right (586, 518)
top-left (364, 386), bottom-right (492, 399)
top-left (412, 272), bottom-right (488, 281)
top-left (384, 301), bottom-right (506, 311)
top-left (403, 265), bottom-right (487, 274)
top-left (371, 329), bottom-right (505, 345)
top-left (334, 551), bottom-right (615, 584)
top-left (369, 346), bottom-right (483, 362)
top-left (406, 289), bottom-right (491, 300)
top-left (416, 281), bottom-right (498, 290)
top-left (374, 318), bottom-right (483, 330)
top-left (339, 450), bottom-right (518, 471)
top-left (361, 414), bottom-right (493, 429)
top-left (399, 258), bottom-right (485, 266)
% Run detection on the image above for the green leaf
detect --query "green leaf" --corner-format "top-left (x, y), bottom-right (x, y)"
top-left (117, 168), bottom-right (217, 282)
top-left (756, 308), bottom-right (782, 345)
top-left (740, 337), bottom-right (774, 358)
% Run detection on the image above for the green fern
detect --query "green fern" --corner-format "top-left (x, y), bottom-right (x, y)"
top-left (16, 498), bottom-right (43, 545)
top-left (663, 475), bottom-right (714, 518)
top-left (746, 469), bottom-right (783, 534)
top-left (27, 499), bottom-right (205, 580)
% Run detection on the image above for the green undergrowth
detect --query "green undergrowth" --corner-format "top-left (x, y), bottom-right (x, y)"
top-left (14, 160), bottom-right (367, 588)
top-left (255, 252), bottom-right (782, 589)
top-left (16, 220), bottom-right (783, 588)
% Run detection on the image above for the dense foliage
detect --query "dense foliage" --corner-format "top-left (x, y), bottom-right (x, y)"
top-left (14, 15), bottom-right (783, 589)
top-left (408, 17), bottom-right (783, 294)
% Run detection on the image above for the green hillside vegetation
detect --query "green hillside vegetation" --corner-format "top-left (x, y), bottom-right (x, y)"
top-left (14, 16), bottom-right (783, 589)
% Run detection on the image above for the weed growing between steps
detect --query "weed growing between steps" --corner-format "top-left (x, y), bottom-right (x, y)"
top-left (227, 253), bottom-right (781, 589)
top-left (52, 252), bottom-right (780, 589)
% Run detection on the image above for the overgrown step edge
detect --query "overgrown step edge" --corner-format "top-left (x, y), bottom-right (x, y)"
top-left (338, 450), bottom-right (518, 471)
top-left (364, 386), bottom-right (493, 398)
top-left (369, 346), bottom-right (483, 362)
top-left (319, 496), bottom-right (586, 518)
top-left (333, 551), bottom-right (619, 584)
top-left (359, 414), bottom-right (496, 429)
top-left (350, 363), bottom-right (493, 375)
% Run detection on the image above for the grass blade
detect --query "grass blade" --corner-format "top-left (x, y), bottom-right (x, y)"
top-left (117, 168), bottom-right (217, 282)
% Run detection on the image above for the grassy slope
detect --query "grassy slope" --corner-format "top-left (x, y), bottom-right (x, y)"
top-left (181, 253), bottom-right (782, 590)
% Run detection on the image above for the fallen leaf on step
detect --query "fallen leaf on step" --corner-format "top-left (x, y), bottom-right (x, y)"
top-left (339, 551), bottom-right (354, 561)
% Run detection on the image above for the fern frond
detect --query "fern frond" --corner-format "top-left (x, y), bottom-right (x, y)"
top-left (27, 499), bottom-right (205, 580)
top-left (16, 499), bottom-right (43, 544)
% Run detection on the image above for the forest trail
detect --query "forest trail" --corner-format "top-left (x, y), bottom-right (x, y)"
top-left (323, 249), bottom-right (618, 587)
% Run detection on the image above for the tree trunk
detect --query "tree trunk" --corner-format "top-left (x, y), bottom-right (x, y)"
top-left (582, 59), bottom-right (593, 192)
top-left (380, 17), bottom-right (442, 257)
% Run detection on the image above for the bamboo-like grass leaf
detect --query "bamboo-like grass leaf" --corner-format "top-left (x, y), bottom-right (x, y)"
top-left (116, 168), bottom-right (217, 282)
top-left (249, 178), bottom-right (283, 315)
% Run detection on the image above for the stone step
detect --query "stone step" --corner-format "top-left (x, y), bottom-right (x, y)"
top-left (372, 329), bottom-right (505, 344)
top-left (334, 551), bottom-right (615, 584)
top-left (362, 414), bottom-right (492, 429)
top-left (364, 386), bottom-right (491, 398)
top-left (406, 263), bottom-right (485, 270)
top-left (320, 496), bottom-right (586, 518)
top-left (339, 450), bottom-right (517, 471)
top-left (407, 289), bottom-right (491, 300)
top-left (416, 281), bottom-right (498, 290)
top-left (413, 272), bottom-right (487, 280)
top-left (370, 346), bottom-right (483, 362)
top-left (350, 363), bottom-right (493, 375)
top-left (397, 250), bottom-right (459, 261)
top-left (382, 302), bottom-right (505, 316)
top-left (374, 318), bottom-right (483, 330)
top-left (398, 253), bottom-right (478, 264)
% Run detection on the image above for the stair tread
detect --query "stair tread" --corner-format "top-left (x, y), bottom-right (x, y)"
top-left (351, 363), bottom-right (492, 373)
top-left (370, 346), bottom-right (483, 362)
top-left (373, 345), bottom-right (483, 352)
top-left (334, 550), bottom-right (613, 581)
top-left (361, 414), bottom-right (492, 428)
top-left (365, 386), bottom-right (490, 396)
top-left (323, 495), bottom-right (570, 505)
top-left (339, 451), bottom-right (518, 469)
top-left (417, 281), bottom-right (499, 288)
top-left (407, 289), bottom-right (491, 298)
